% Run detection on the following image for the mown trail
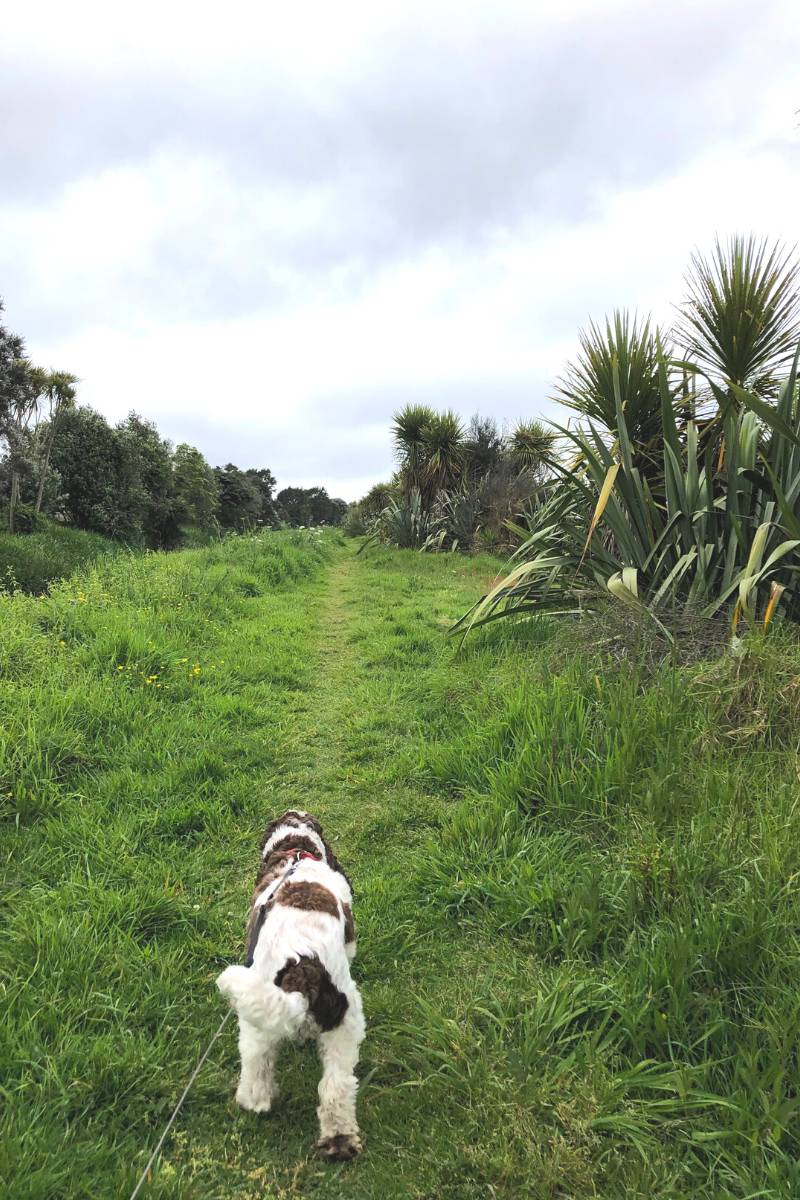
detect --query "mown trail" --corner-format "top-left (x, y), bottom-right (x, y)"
top-left (146, 540), bottom-right (516, 1200)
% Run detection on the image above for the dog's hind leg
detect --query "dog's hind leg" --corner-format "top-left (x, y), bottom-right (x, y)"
top-left (235, 1017), bottom-right (280, 1113)
top-left (315, 1001), bottom-right (366, 1161)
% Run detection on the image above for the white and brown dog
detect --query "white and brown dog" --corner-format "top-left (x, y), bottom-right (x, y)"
top-left (216, 809), bottom-right (365, 1161)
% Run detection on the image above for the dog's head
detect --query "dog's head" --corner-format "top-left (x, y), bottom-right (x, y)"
top-left (259, 809), bottom-right (350, 888)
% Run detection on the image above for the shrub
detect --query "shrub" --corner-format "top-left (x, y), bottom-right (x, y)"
top-left (458, 347), bottom-right (800, 638)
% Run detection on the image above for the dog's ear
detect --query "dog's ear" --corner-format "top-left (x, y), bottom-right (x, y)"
top-left (320, 836), bottom-right (353, 895)
top-left (259, 815), bottom-right (289, 855)
top-left (299, 812), bottom-right (323, 836)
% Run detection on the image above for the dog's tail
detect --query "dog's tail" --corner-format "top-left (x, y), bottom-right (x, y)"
top-left (216, 965), bottom-right (307, 1036)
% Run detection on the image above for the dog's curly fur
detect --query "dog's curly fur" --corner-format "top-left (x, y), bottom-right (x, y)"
top-left (217, 809), bottom-right (365, 1161)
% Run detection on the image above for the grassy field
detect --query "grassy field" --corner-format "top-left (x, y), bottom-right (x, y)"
top-left (3, 533), bottom-right (800, 1198)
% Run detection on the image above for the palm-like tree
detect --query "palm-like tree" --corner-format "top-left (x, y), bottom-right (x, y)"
top-left (34, 370), bottom-right (78, 512)
top-left (392, 405), bottom-right (465, 502)
top-left (6, 362), bottom-right (47, 532)
top-left (392, 404), bottom-right (436, 497)
top-left (509, 420), bottom-right (555, 475)
top-left (463, 414), bottom-right (504, 481)
top-left (556, 310), bottom-right (666, 451)
top-left (421, 409), bottom-right (464, 495)
top-left (677, 235), bottom-right (800, 397)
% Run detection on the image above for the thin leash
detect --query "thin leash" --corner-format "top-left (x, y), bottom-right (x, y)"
top-left (128, 1007), bottom-right (233, 1200)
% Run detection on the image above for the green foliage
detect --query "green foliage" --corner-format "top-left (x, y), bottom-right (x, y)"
top-left (432, 487), bottom-right (483, 552)
top-left (370, 408), bottom-right (550, 553)
top-left (0, 299), bottom-right (26, 426)
top-left (421, 408), bottom-right (465, 493)
top-left (117, 413), bottom-right (180, 548)
top-left (0, 304), bottom-right (78, 532)
top-left (172, 443), bottom-right (220, 530)
top-left (556, 310), bottom-right (665, 447)
top-left (359, 481), bottom-right (396, 520)
top-left (244, 467), bottom-right (278, 524)
top-left (392, 403), bottom-right (437, 496)
top-left (276, 485), bottom-right (347, 527)
top-left (363, 488), bottom-right (436, 549)
top-left (49, 405), bottom-right (144, 541)
top-left (0, 520), bottom-right (116, 593)
top-left (463, 413), bottom-right (504, 479)
top-left (392, 405), bottom-right (465, 501)
top-left (460, 238), bottom-right (800, 636)
top-left (3, 543), bottom-right (800, 1197)
top-left (29, 369), bottom-right (78, 514)
top-left (508, 418), bottom-right (556, 473)
top-left (343, 502), bottom-right (368, 536)
top-left (214, 462), bottom-right (263, 529)
top-left (5, 501), bottom-right (44, 534)
top-left (460, 349), bottom-right (800, 636)
top-left (678, 234), bottom-right (800, 393)
top-left (2, 300), bottom-right (340, 549)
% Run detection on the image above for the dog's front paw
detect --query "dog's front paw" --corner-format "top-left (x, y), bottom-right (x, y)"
top-left (216, 964), bottom-right (250, 1003)
top-left (317, 1133), bottom-right (362, 1161)
top-left (235, 1082), bottom-right (275, 1114)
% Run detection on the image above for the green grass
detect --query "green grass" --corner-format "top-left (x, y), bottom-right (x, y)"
top-left (0, 520), bottom-right (118, 594)
top-left (2, 535), bottom-right (800, 1198)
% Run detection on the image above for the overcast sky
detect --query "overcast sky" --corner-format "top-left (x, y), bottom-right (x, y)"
top-left (2, 0), bottom-right (798, 500)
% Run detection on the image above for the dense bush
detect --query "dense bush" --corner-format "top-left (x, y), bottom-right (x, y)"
top-left (357, 412), bottom-right (553, 553)
top-left (1, 298), bottom-right (347, 549)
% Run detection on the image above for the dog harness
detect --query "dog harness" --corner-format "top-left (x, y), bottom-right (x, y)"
top-left (244, 848), bottom-right (321, 967)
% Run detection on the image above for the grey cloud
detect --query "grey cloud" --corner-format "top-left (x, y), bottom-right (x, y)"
top-left (2, 0), bottom-right (797, 504)
top-left (3, 2), bottom-right (789, 225)
top-left (2, 0), bottom-right (796, 337)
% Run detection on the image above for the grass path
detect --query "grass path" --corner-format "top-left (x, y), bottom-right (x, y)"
top-left (277, 552), bottom-right (362, 828)
top-left (8, 534), bottom-right (800, 1199)
top-left (181, 542), bottom-right (515, 1200)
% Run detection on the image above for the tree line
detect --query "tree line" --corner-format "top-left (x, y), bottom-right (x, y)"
top-left (0, 300), bottom-right (347, 545)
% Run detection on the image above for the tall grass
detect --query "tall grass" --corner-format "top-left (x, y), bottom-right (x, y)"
top-left (3, 538), bottom-right (800, 1196)
top-left (0, 529), bottom-right (339, 1198)
top-left (0, 521), bottom-right (117, 594)
top-left (415, 621), bottom-right (800, 1196)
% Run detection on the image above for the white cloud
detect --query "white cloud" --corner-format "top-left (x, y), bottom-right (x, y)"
top-left (2, 0), bottom-right (799, 499)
